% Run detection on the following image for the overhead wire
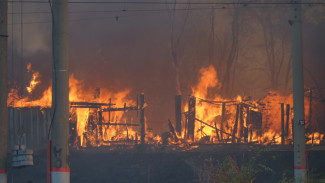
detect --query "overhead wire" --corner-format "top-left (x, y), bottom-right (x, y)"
top-left (7, 2), bottom-right (322, 25)
top-left (7, 1), bottom-right (325, 5)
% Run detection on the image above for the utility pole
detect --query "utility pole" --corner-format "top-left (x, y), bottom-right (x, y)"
top-left (51, 0), bottom-right (70, 182)
top-left (291, 0), bottom-right (307, 182)
top-left (0, 0), bottom-right (8, 182)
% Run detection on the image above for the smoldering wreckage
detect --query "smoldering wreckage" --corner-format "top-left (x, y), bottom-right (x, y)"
top-left (7, 64), bottom-right (324, 151)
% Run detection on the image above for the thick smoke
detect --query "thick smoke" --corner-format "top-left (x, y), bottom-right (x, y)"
top-left (7, 1), bottom-right (325, 133)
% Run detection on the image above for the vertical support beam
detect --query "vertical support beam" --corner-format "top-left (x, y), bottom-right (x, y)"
top-left (238, 104), bottom-right (243, 143)
top-left (286, 104), bottom-right (290, 137)
top-left (244, 107), bottom-right (249, 143)
top-left (281, 103), bottom-right (285, 145)
top-left (291, 0), bottom-right (307, 182)
top-left (187, 97), bottom-right (196, 141)
top-left (108, 98), bottom-right (111, 122)
top-left (140, 93), bottom-right (145, 144)
top-left (308, 89), bottom-right (312, 130)
top-left (232, 104), bottom-right (239, 143)
top-left (98, 109), bottom-right (103, 139)
top-left (175, 95), bottom-right (182, 136)
top-left (0, 0), bottom-right (8, 182)
top-left (51, 0), bottom-right (70, 182)
top-left (220, 102), bottom-right (226, 142)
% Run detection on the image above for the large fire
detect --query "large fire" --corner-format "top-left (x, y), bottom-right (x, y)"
top-left (7, 63), bottom-right (324, 148)
top-left (184, 65), bottom-right (323, 145)
top-left (8, 63), bottom-right (141, 148)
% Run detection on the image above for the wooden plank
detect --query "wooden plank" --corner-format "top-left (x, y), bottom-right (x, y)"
top-left (195, 118), bottom-right (239, 139)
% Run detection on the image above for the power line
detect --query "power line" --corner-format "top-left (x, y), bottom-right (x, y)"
top-left (6, 1), bottom-right (325, 5)
top-left (7, 3), bottom-right (321, 15)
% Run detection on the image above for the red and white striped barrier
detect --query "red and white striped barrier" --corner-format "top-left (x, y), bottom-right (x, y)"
top-left (51, 168), bottom-right (70, 183)
top-left (0, 169), bottom-right (7, 183)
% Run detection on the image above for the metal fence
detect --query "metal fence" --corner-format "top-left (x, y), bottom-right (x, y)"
top-left (8, 107), bottom-right (51, 150)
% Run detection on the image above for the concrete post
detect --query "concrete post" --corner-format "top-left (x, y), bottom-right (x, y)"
top-left (51, 0), bottom-right (70, 182)
top-left (291, 0), bottom-right (307, 182)
top-left (0, 0), bottom-right (8, 182)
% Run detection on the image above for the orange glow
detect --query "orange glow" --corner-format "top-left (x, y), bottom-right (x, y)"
top-left (188, 65), bottom-right (322, 145)
top-left (7, 64), bottom-right (323, 147)
top-left (26, 72), bottom-right (41, 93)
top-left (8, 71), bottom-right (140, 147)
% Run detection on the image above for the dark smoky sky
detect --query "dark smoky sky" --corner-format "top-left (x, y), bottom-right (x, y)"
top-left (7, 1), bottom-right (325, 133)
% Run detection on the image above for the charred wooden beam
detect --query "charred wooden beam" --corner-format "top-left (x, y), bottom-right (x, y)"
top-left (195, 118), bottom-right (240, 140)
top-left (214, 121), bottom-right (221, 143)
top-left (281, 103), bottom-right (285, 144)
top-left (168, 119), bottom-right (178, 141)
top-left (98, 110), bottom-right (103, 138)
top-left (286, 104), bottom-right (290, 136)
top-left (103, 122), bottom-right (139, 126)
top-left (239, 104), bottom-right (244, 142)
top-left (70, 101), bottom-right (115, 107)
top-left (103, 106), bottom-right (138, 112)
top-left (232, 104), bottom-right (240, 143)
top-left (309, 89), bottom-right (312, 131)
top-left (220, 102), bottom-right (226, 143)
top-left (187, 97), bottom-right (196, 140)
top-left (140, 94), bottom-right (145, 144)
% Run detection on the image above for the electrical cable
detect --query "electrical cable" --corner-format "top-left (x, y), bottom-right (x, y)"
top-left (47, 0), bottom-right (56, 140)
top-left (7, 1), bottom-right (325, 5)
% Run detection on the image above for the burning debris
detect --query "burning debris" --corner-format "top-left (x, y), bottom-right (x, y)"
top-left (6, 64), bottom-right (325, 150)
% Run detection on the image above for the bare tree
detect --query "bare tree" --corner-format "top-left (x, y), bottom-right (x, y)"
top-left (167, 0), bottom-right (190, 95)
top-left (256, 4), bottom-right (291, 91)
top-left (209, 3), bottom-right (242, 97)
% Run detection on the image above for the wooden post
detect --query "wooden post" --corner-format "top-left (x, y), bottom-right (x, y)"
top-left (98, 109), bottom-right (103, 138)
top-left (281, 103), bottom-right (285, 144)
top-left (309, 89), bottom-right (312, 130)
top-left (220, 102), bottom-right (226, 143)
top-left (232, 104), bottom-right (239, 143)
top-left (187, 97), bottom-right (196, 141)
top-left (175, 95), bottom-right (182, 136)
top-left (239, 104), bottom-right (244, 143)
top-left (214, 121), bottom-right (220, 143)
top-left (140, 93), bottom-right (145, 144)
top-left (286, 104), bottom-right (290, 137)
top-left (245, 107), bottom-right (249, 143)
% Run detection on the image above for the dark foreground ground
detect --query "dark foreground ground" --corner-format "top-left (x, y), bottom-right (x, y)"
top-left (7, 144), bottom-right (325, 183)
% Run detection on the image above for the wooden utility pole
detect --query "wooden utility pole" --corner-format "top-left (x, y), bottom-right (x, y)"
top-left (291, 0), bottom-right (307, 182)
top-left (50, 0), bottom-right (70, 182)
top-left (0, 0), bottom-right (8, 182)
